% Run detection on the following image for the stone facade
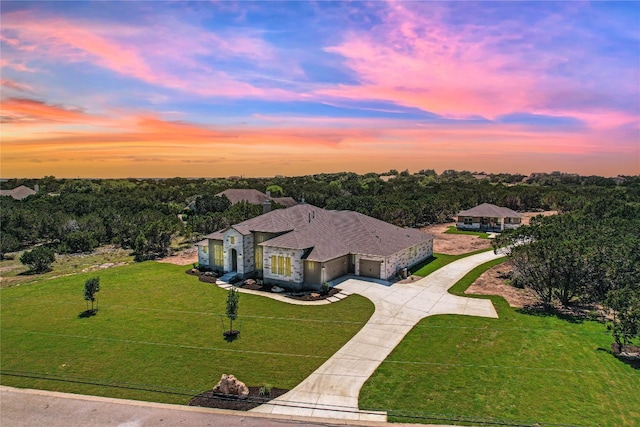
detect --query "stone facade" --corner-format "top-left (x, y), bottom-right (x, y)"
top-left (382, 239), bottom-right (433, 279)
top-left (262, 246), bottom-right (305, 289)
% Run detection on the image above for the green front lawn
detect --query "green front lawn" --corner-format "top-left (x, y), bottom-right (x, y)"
top-left (411, 249), bottom-right (492, 277)
top-left (444, 226), bottom-right (491, 239)
top-left (0, 262), bottom-right (374, 404)
top-left (360, 259), bottom-right (640, 426)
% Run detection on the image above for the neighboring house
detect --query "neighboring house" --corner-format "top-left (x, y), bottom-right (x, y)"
top-left (456, 203), bottom-right (522, 232)
top-left (197, 204), bottom-right (433, 290)
top-left (0, 185), bottom-right (37, 200)
top-left (216, 189), bottom-right (298, 208)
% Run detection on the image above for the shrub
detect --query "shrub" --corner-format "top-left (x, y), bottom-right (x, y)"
top-left (258, 385), bottom-right (272, 397)
top-left (321, 282), bottom-right (330, 295)
top-left (20, 246), bottom-right (55, 273)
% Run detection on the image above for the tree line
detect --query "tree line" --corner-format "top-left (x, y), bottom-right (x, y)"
top-left (494, 195), bottom-right (640, 348)
top-left (2, 171), bottom-right (638, 262)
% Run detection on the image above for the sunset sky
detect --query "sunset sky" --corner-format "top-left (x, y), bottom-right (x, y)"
top-left (1, 1), bottom-right (638, 178)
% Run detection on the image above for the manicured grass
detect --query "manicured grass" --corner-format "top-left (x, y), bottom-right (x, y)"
top-left (444, 226), bottom-right (491, 239)
top-left (360, 259), bottom-right (640, 426)
top-left (411, 249), bottom-right (492, 277)
top-left (0, 262), bottom-right (374, 404)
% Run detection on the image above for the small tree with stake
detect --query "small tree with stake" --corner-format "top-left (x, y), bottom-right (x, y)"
top-left (224, 288), bottom-right (240, 338)
top-left (83, 276), bottom-right (100, 313)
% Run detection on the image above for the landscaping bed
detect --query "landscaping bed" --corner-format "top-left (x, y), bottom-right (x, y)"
top-left (188, 386), bottom-right (289, 410)
top-left (240, 279), bottom-right (341, 301)
top-left (186, 269), bottom-right (342, 301)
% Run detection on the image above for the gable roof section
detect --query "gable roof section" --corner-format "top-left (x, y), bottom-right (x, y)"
top-left (458, 203), bottom-right (522, 218)
top-left (0, 185), bottom-right (36, 200)
top-left (208, 204), bottom-right (433, 262)
top-left (216, 189), bottom-right (298, 207)
top-left (272, 196), bottom-right (298, 207)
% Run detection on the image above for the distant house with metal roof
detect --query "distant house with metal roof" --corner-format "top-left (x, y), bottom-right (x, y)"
top-left (456, 203), bottom-right (522, 232)
top-left (197, 204), bottom-right (433, 290)
top-left (215, 189), bottom-right (298, 208)
top-left (0, 185), bottom-right (37, 200)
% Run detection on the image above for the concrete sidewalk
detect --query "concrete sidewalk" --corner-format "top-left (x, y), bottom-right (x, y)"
top-left (251, 250), bottom-right (501, 421)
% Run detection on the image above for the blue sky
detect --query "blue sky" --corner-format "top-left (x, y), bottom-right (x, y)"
top-left (1, 1), bottom-right (638, 177)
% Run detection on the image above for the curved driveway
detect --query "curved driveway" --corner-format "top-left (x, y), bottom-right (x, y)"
top-left (251, 250), bottom-right (501, 422)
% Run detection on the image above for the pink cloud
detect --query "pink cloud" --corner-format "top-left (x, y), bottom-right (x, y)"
top-left (320, 3), bottom-right (534, 119)
top-left (319, 2), bottom-right (636, 130)
top-left (1, 11), bottom-right (297, 99)
top-left (1, 79), bottom-right (33, 92)
top-left (0, 58), bottom-right (36, 73)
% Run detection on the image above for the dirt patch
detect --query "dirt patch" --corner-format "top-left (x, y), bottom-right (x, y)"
top-left (188, 386), bottom-right (289, 411)
top-left (157, 247), bottom-right (198, 266)
top-left (421, 223), bottom-right (492, 255)
top-left (465, 260), bottom-right (537, 308)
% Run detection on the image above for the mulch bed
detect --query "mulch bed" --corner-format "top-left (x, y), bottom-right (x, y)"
top-left (287, 287), bottom-right (341, 301)
top-left (185, 268), bottom-right (219, 284)
top-left (188, 387), bottom-right (289, 411)
top-left (186, 269), bottom-right (342, 301)
top-left (240, 281), bottom-right (341, 301)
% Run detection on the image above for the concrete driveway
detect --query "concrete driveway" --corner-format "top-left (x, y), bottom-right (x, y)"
top-left (251, 250), bottom-right (501, 421)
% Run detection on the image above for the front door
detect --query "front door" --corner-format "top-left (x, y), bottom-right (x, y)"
top-left (231, 248), bottom-right (238, 271)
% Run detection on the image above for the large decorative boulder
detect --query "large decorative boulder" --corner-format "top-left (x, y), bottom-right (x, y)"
top-left (212, 374), bottom-right (249, 399)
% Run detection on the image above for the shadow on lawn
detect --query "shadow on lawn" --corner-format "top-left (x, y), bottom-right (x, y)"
top-left (223, 331), bottom-right (240, 342)
top-left (516, 303), bottom-right (602, 324)
top-left (597, 345), bottom-right (640, 370)
top-left (78, 309), bottom-right (98, 318)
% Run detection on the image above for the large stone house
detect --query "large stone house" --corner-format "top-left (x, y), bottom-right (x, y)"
top-left (456, 203), bottom-right (522, 232)
top-left (197, 204), bottom-right (433, 290)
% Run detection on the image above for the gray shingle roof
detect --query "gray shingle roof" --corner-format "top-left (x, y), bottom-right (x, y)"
top-left (458, 203), bottom-right (522, 218)
top-left (216, 189), bottom-right (298, 207)
top-left (207, 204), bottom-right (432, 262)
top-left (0, 185), bottom-right (36, 200)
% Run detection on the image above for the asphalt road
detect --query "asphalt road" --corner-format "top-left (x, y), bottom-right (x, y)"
top-left (0, 386), bottom-right (435, 427)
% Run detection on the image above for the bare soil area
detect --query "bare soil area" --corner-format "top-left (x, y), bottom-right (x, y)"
top-left (421, 223), bottom-right (492, 255)
top-left (157, 247), bottom-right (198, 266)
top-left (465, 260), bottom-right (537, 308)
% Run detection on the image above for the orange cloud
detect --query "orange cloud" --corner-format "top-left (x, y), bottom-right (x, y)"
top-left (3, 105), bottom-right (637, 179)
top-left (0, 98), bottom-right (94, 124)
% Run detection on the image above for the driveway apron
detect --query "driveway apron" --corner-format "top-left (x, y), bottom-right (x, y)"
top-left (251, 250), bottom-right (502, 421)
